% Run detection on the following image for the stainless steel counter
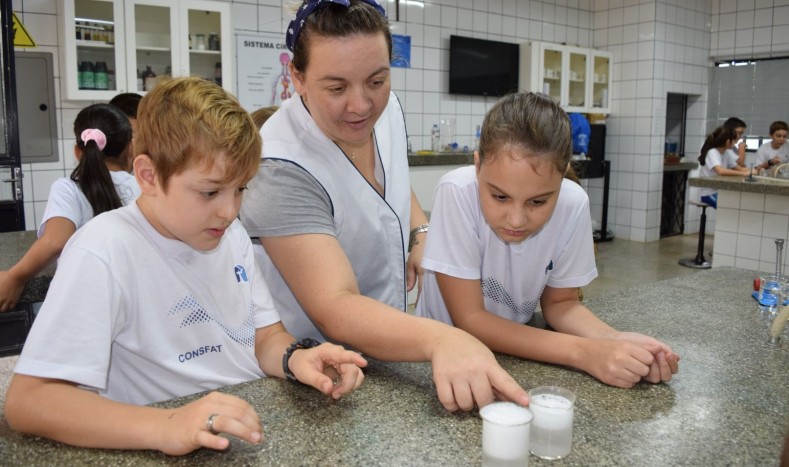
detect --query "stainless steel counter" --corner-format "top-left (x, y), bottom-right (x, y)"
top-left (1, 267), bottom-right (787, 465)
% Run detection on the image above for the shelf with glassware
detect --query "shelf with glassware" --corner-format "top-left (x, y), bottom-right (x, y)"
top-left (518, 41), bottom-right (612, 114)
top-left (61, 0), bottom-right (232, 101)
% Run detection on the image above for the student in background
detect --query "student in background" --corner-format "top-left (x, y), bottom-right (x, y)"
top-left (4, 77), bottom-right (367, 455)
top-left (0, 103), bottom-right (139, 312)
top-left (698, 125), bottom-right (749, 208)
top-left (251, 105), bottom-right (279, 130)
top-left (239, 0), bottom-right (529, 412)
top-left (109, 92), bottom-right (142, 131)
top-left (109, 92), bottom-right (143, 170)
top-left (414, 92), bottom-right (679, 389)
top-left (755, 120), bottom-right (789, 172)
top-left (722, 117), bottom-right (748, 168)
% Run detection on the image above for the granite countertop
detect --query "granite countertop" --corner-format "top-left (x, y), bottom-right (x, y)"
top-left (408, 152), bottom-right (473, 166)
top-left (1, 267), bottom-right (787, 465)
top-left (663, 161), bottom-right (698, 172)
top-left (689, 174), bottom-right (789, 196)
top-left (0, 231), bottom-right (54, 304)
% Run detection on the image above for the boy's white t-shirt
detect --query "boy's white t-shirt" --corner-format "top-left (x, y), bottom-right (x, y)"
top-left (38, 171), bottom-right (140, 237)
top-left (415, 166), bottom-right (598, 326)
top-left (15, 202), bottom-right (280, 405)
top-left (755, 142), bottom-right (789, 167)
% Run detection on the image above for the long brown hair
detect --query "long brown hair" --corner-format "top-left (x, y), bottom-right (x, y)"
top-left (698, 126), bottom-right (736, 166)
top-left (70, 103), bottom-right (132, 216)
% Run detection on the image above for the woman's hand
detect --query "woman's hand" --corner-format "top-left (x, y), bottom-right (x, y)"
top-left (406, 232), bottom-right (426, 298)
top-left (288, 343), bottom-right (368, 399)
top-left (156, 391), bottom-right (262, 455)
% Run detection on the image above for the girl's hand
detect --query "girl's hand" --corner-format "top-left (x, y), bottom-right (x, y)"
top-left (289, 343), bottom-right (368, 399)
top-left (156, 391), bottom-right (262, 455)
top-left (0, 270), bottom-right (25, 312)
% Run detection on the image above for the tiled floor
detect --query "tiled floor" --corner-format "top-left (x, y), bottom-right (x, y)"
top-left (583, 232), bottom-right (713, 301)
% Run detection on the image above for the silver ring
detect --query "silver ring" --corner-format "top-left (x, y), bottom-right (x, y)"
top-left (206, 413), bottom-right (219, 434)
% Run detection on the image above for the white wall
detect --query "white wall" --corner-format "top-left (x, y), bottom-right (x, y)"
top-left (10, 0), bottom-right (788, 241)
top-left (709, 0), bottom-right (789, 60)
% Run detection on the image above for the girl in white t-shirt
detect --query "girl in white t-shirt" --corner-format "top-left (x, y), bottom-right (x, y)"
top-left (697, 125), bottom-right (749, 208)
top-left (0, 103), bottom-right (139, 312)
top-left (415, 92), bottom-right (679, 388)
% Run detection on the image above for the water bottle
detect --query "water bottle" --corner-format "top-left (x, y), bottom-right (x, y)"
top-left (431, 124), bottom-right (440, 152)
top-left (474, 124), bottom-right (481, 151)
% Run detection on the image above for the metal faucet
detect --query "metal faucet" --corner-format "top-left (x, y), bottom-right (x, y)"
top-left (768, 239), bottom-right (788, 346)
top-left (772, 162), bottom-right (789, 179)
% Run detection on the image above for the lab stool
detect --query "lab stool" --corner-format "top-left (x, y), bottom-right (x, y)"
top-left (679, 201), bottom-right (712, 269)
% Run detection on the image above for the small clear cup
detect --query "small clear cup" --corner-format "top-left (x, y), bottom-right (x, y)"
top-left (529, 386), bottom-right (575, 460)
top-left (480, 401), bottom-right (533, 467)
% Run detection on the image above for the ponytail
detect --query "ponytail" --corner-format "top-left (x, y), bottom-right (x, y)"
top-left (699, 126), bottom-right (736, 167)
top-left (70, 103), bottom-right (132, 216)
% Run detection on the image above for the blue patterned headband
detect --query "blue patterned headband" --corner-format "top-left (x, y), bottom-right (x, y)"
top-left (286, 0), bottom-right (387, 53)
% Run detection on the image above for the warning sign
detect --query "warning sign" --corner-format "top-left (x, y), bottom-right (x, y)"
top-left (12, 13), bottom-right (36, 47)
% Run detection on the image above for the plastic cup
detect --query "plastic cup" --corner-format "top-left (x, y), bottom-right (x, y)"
top-left (759, 274), bottom-right (783, 314)
top-left (480, 402), bottom-right (533, 467)
top-left (529, 386), bottom-right (575, 460)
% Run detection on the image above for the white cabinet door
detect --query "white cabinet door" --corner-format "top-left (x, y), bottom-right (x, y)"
top-left (564, 45), bottom-right (590, 113)
top-left (180, 0), bottom-right (232, 94)
top-left (125, 0), bottom-right (180, 94)
top-left (589, 50), bottom-right (612, 114)
top-left (62, 0), bottom-right (127, 100)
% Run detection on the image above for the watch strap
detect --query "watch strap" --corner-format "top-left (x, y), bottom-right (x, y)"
top-left (282, 337), bottom-right (321, 384)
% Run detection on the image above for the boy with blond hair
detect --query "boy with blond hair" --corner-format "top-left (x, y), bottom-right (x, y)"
top-left (4, 77), bottom-right (366, 455)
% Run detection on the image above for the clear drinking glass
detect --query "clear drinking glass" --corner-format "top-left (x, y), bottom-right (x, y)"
top-left (480, 402), bottom-right (533, 467)
top-left (529, 386), bottom-right (575, 460)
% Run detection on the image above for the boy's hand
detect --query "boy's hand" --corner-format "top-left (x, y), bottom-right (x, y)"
top-left (157, 391), bottom-right (262, 455)
top-left (430, 328), bottom-right (530, 412)
top-left (614, 331), bottom-right (680, 383)
top-left (0, 270), bottom-right (25, 312)
top-left (289, 343), bottom-right (368, 399)
top-left (577, 338), bottom-right (657, 388)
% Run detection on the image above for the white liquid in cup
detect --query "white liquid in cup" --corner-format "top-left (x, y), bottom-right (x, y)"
top-left (529, 390), bottom-right (575, 460)
top-left (480, 402), bottom-right (533, 467)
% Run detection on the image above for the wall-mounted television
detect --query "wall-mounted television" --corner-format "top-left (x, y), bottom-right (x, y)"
top-left (449, 35), bottom-right (519, 97)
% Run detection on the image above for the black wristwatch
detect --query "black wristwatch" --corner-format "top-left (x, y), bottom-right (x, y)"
top-left (282, 337), bottom-right (321, 384)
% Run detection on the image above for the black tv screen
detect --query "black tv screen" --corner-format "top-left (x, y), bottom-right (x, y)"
top-left (449, 35), bottom-right (519, 97)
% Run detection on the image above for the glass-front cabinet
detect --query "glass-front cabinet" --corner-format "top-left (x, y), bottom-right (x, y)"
top-left (565, 46), bottom-right (589, 113)
top-left (590, 50), bottom-right (612, 113)
top-left (539, 44), bottom-right (562, 104)
top-left (62, 0), bottom-right (126, 100)
top-left (62, 0), bottom-right (231, 101)
top-left (519, 41), bottom-right (612, 114)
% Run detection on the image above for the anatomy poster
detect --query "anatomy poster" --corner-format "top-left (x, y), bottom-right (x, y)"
top-left (236, 32), bottom-right (294, 111)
